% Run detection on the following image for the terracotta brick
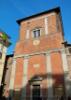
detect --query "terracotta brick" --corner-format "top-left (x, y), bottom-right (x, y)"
top-left (51, 52), bottom-right (64, 86)
top-left (13, 8), bottom-right (66, 99)
top-left (14, 58), bottom-right (23, 89)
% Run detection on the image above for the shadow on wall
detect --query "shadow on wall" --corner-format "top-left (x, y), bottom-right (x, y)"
top-left (1, 73), bottom-right (71, 100)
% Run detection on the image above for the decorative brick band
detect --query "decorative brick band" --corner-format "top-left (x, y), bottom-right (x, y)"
top-left (24, 12), bottom-right (55, 22)
top-left (14, 48), bottom-right (64, 59)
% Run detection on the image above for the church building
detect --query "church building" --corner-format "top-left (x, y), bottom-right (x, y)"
top-left (5, 7), bottom-right (71, 100)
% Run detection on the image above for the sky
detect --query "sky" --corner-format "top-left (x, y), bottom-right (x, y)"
top-left (0, 0), bottom-right (71, 54)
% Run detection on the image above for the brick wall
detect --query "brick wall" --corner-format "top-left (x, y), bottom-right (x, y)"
top-left (12, 8), bottom-right (67, 100)
top-left (15, 11), bottom-right (64, 55)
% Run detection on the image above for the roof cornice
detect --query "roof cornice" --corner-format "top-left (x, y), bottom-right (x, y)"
top-left (17, 7), bottom-right (60, 25)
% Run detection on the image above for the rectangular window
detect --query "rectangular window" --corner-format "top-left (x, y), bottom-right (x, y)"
top-left (33, 29), bottom-right (40, 38)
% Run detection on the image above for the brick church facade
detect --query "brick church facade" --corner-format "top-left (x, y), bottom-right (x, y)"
top-left (4, 7), bottom-right (71, 100)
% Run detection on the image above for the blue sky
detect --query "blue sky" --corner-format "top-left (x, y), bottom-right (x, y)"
top-left (0, 0), bottom-right (71, 54)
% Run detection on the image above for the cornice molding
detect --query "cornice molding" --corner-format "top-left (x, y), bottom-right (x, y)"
top-left (14, 48), bottom-right (66, 59)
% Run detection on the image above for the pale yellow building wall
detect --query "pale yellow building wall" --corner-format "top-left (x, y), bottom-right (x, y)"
top-left (0, 43), bottom-right (7, 85)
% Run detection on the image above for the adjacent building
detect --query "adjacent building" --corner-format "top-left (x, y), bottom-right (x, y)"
top-left (4, 7), bottom-right (71, 100)
top-left (0, 31), bottom-right (11, 97)
top-left (3, 54), bottom-right (13, 98)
